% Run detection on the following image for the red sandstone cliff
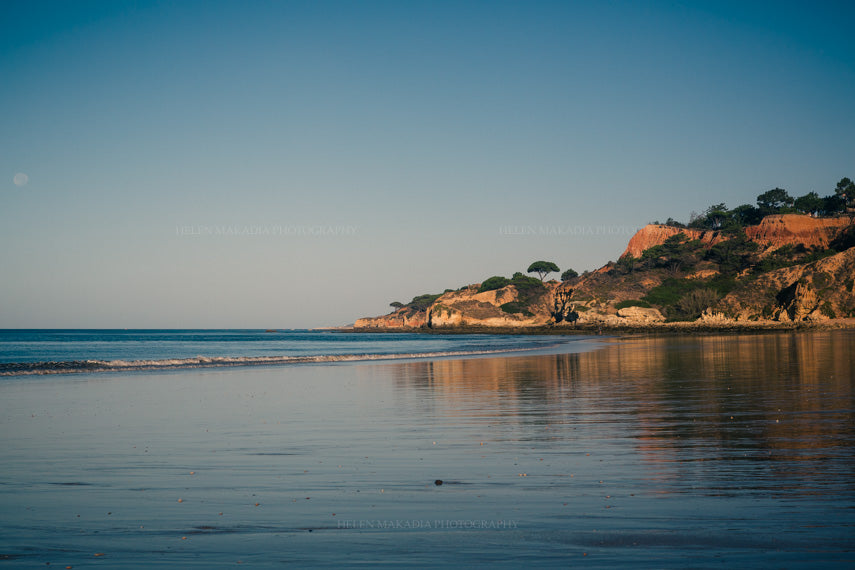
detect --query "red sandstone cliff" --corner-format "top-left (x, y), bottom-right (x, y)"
top-left (745, 214), bottom-right (852, 251)
top-left (622, 215), bottom-right (853, 259)
top-left (622, 226), bottom-right (721, 259)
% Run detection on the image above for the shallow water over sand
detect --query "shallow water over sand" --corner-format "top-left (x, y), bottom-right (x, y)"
top-left (1, 332), bottom-right (853, 567)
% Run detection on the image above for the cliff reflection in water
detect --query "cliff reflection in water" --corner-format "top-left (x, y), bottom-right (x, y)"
top-left (384, 331), bottom-right (855, 496)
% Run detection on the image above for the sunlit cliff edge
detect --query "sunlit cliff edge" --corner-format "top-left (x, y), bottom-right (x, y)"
top-left (354, 214), bottom-right (855, 331)
top-left (622, 215), bottom-right (852, 259)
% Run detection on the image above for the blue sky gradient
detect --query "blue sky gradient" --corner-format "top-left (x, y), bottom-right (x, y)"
top-left (2, 0), bottom-right (853, 328)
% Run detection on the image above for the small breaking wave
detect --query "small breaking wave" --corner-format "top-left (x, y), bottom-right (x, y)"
top-left (0, 345), bottom-right (565, 376)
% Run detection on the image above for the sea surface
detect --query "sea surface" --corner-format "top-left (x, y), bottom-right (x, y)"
top-left (0, 329), bottom-right (580, 375)
top-left (0, 330), bottom-right (853, 567)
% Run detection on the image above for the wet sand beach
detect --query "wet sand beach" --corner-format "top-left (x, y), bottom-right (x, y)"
top-left (1, 331), bottom-right (854, 567)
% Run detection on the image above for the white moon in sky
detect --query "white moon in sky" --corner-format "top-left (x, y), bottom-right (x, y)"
top-left (13, 173), bottom-right (29, 187)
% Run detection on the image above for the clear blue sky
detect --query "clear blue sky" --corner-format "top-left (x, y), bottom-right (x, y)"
top-left (2, 0), bottom-right (853, 328)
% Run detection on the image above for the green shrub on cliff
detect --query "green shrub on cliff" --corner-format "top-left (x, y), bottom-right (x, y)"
top-left (641, 233), bottom-right (704, 274)
top-left (479, 276), bottom-right (511, 293)
top-left (642, 278), bottom-right (697, 307)
top-left (704, 231), bottom-right (758, 273)
top-left (673, 288), bottom-right (719, 320)
top-left (478, 273), bottom-right (544, 295)
top-left (561, 268), bottom-right (579, 281)
top-left (500, 302), bottom-right (533, 317)
top-left (407, 293), bottom-right (442, 311)
top-left (508, 273), bottom-right (547, 313)
top-left (831, 226), bottom-right (855, 252)
top-left (510, 272), bottom-right (544, 291)
top-left (753, 244), bottom-right (836, 274)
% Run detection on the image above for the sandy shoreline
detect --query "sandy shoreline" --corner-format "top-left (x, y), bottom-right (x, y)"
top-left (341, 317), bottom-right (855, 336)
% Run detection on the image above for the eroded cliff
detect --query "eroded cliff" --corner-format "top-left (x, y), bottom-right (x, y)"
top-left (426, 283), bottom-right (558, 328)
top-left (623, 215), bottom-right (854, 259)
top-left (745, 214), bottom-right (852, 252)
top-left (711, 247), bottom-right (855, 322)
top-left (355, 214), bottom-right (855, 330)
top-left (622, 225), bottom-right (721, 259)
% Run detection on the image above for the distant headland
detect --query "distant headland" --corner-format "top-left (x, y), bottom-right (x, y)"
top-left (354, 180), bottom-right (855, 332)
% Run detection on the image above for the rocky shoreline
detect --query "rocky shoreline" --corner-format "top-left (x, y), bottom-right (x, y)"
top-left (343, 318), bottom-right (855, 335)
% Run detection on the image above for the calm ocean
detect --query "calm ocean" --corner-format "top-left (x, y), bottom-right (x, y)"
top-left (0, 329), bottom-right (592, 375)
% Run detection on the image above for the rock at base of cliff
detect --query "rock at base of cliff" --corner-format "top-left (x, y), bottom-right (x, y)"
top-left (617, 306), bottom-right (665, 322)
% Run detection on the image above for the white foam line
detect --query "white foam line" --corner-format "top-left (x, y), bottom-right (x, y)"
top-left (0, 342), bottom-right (574, 376)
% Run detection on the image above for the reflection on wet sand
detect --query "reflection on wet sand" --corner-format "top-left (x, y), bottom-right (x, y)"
top-left (380, 331), bottom-right (855, 495)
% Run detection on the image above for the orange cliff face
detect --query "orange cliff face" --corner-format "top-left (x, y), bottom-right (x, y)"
top-left (622, 214), bottom-right (854, 259)
top-left (621, 225), bottom-right (724, 259)
top-left (745, 214), bottom-right (853, 251)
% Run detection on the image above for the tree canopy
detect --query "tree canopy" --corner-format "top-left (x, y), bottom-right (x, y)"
top-left (793, 192), bottom-right (824, 215)
top-left (407, 293), bottom-right (442, 311)
top-left (527, 261), bottom-right (560, 281)
top-left (680, 178), bottom-right (851, 232)
top-left (836, 177), bottom-right (855, 207)
top-left (561, 268), bottom-right (578, 281)
top-left (479, 276), bottom-right (511, 293)
top-left (757, 188), bottom-right (794, 213)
